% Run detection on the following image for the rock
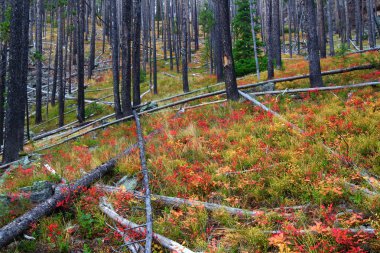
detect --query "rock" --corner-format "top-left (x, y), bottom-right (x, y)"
top-left (116, 176), bottom-right (138, 191)
top-left (19, 181), bottom-right (55, 203)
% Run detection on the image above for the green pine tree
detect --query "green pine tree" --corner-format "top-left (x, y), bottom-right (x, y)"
top-left (233, 0), bottom-right (266, 77)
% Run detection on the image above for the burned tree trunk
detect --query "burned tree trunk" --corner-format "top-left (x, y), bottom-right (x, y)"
top-left (305, 0), bottom-right (324, 87)
top-left (35, 0), bottom-right (44, 124)
top-left (77, 0), bottom-right (86, 123)
top-left (218, 0), bottom-right (239, 100)
top-left (327, 0), bottom-right (335, 55)
top-left (121, 0), bottom-right (133, 116)
top-left (266, 0), bottom-right (274, 79)
top-left (132, 0), bottom-right (142, 106)
top-left (3, 0), bottom-right (29, 163)
top-left (110, 0), bottom-right (123, 118)
top-left (88, 0), bottom-right (96, 79)
top-left (182, 0), bottom-right (189, 93)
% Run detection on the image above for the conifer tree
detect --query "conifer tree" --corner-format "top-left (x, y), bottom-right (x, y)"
top-left (232, 0), bottom-right (265, 77)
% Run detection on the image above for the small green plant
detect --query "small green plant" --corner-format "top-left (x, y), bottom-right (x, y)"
top-left (83, 243), bottom-right (92, 253)
top-left (77, 208), bottom-right (96, 238)
top-left (85, 103), bottom-right (104, 118)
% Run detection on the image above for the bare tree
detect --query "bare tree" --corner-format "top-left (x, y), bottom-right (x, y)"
top-left (218, 0), bottom-right (239, 100)
top-left (132, 0), bottom-right (142, 106)
top-left (305, 0), bottom-right (324, 87)
top-left (182, 0), bottom-right (189, 92)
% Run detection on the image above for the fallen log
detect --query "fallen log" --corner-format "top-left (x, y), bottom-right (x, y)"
top-left (133, 111), bottom-right (153, 251)
top-left (99, 197), bottom-right (195, 253)
top-left (0, 129), bottom-right (161, 248)
top-left (97, 185), bottom-right (308, 217)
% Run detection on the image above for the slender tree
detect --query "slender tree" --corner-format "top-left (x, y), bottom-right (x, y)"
top-left (121, 0), bottom-right (133, 116)
top-left (266, 0), bottom-right (274, 79)
top-left (218, 0), bottom-right (239, 100)
top-left (317, 0), bottom-right (326, 58)
top-left (132, 0), bottom-right (142, 106)
top-left (77, 0), bottom-right (86, 123)
top-left (182, 0), bottom-right (189, 92)
top-left (57, 4), bottom-right (65, 127)
top-left (327, 0), bottom-right (335, 55)
top-left (305, 0), bottom-right (324, 87)
top-left (272, 0), bottom-right (281, 68)
top-left (88, 0), bottom-right (96, 79)
top-left (110, 0), bottom-right (122, 118)
top-left (35, 0), bottom-right (43, 124)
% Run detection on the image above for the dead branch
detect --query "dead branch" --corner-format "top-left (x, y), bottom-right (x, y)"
top-left (133, 110), bottom-right (153, 252)
top-left (97, 185), bottom-right (308, 217)
top-left (99, 197), bottom-right (195, 253)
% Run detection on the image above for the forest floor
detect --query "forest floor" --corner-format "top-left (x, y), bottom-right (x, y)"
top-left (1, 37), bottom-right (380, 252)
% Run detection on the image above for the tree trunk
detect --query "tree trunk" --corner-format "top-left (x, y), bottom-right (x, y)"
top-left (213, 1), bottom-right (223, 82)
top-left (317, 0), bottom-right (326, 58)
top-left (0, 0), bottom-right (7, 147)
top-left (77, 0), bottom-right (86, 123)
top-left (327, 0), bottom-right (335, 55)
top-left (88, 0), bottom-right (96, 79)
top-left (132, 0), bottom-right (142, 106)
top-left (58, 5), bottom-right (65, 127)
top-left (305, 0), bottom-right (324, 87)
top-left (249, 0), bottom-right (260, 80)
top-left (35, 0), bottom-right (43, 124)
top-left (272, 0), bottom-right (282, 68)
top-left (121, 0), bottom-right (133, 116)
top-left (110, 0), bottom-right (123, 118)
top-left (153, 0), bottom-right (158, 94)
top-left (219, 0), bottom-right (239, 101)
top-left (267, 0), bottom-right (274, 79)
top-left (3, 0), bottom-right (28, 163)
top-left (182, 0), bottom-right (189, 93)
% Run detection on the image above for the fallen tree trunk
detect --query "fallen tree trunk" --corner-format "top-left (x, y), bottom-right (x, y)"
top-left (99, 197), bottom-right (195, 253)
top-left (97, 185), bottom-right (308, 217)
top-left (133, 110), bottom-right (153, 251)
top-left (0, 129), bottom-right (160, 248)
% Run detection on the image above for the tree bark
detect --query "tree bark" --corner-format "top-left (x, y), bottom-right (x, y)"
top-left (35, 0), bottom-right (43, 124)
top-left (272, 0), bottom-right (282, 68)
top-left (132, 0), bottom-right (142, 106)
top-left (182, 0), bottom-right (189, 93)
top-left (77, 0), bottom-right (86, 123)
top-left (88, 0), bottom-right (96, 79)
top-left (3, 0), bottom-right (28, 162)
top-left (121, 0), bottom-right (133, 116)
top-left (266, 0), bottom-right (274, 79)
top-left (305, 0), bottom-right (324, 87)
top-left (327, 0), bottom-right (335, 55)
top-left (110, 0), bottom-right (123, 118)
top-left (317, 0), bottom-right (326, 58)
top-left (218, 0), bottom-right (239, 100)
top-left (57, 5), bottom-right (65, 127)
